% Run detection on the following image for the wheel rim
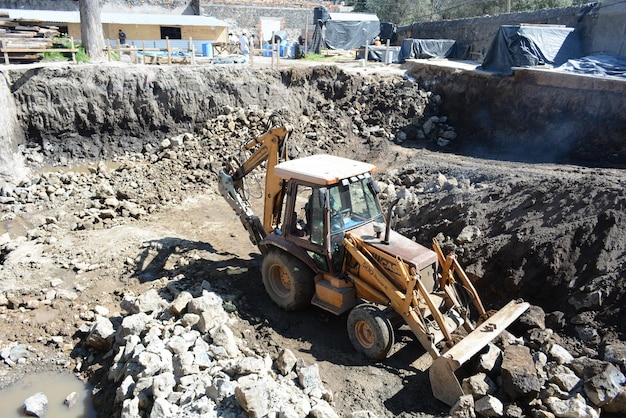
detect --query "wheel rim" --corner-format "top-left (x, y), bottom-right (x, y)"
top-left (268, 264), bottom-right (291, 297)
top-left (354, 320), bottom-right (375, 349)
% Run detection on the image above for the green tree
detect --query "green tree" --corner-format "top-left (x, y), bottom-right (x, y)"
top-left (349, 0), bottom-right (435, 25)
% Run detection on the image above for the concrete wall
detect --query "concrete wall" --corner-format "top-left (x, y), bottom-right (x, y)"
top-left (200, 4), bottom-right (314, 41)
top-left (404, 4), bottom-right (600, 60)
top-left (405, 2), bottom-right (626, 60)
top-left (588, 0), bottom-right (626, 55)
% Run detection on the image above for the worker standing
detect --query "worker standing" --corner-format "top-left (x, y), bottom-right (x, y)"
top-left (239, 31), bottom-right (250, 61)
top-left (118, 29), bottom-right (126, 45)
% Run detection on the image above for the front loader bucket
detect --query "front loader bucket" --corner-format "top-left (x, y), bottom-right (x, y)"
top-left (429, 299), bottom-right (530, 406)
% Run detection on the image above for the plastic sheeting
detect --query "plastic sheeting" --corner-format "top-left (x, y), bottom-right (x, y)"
top-left (398, 39), bottom-right (457, 63)
top-left (356, 46), bottom-right (402, 63)
top-left (556, 54), bottom-right (626, 78)
top-left (480, 25), bottom-right (582, 75)
top-left (325, 20), bottom-right (380, 51)
top-left (379, 22), bottom-right (398, 45)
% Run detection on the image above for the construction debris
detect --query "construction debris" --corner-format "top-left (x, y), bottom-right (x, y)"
top-left (0, 15), bottom-right (64, 64)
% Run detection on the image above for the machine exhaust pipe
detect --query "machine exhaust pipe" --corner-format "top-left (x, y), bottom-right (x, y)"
top-left (383, 196), bottom-right (401, 245)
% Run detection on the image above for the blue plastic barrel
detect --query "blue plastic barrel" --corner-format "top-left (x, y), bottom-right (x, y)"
top-left (202, 43), bottom-right (212, 57)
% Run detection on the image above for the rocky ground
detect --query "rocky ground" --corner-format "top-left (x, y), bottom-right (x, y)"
top-left (0, 62), bottom-right (625, 418)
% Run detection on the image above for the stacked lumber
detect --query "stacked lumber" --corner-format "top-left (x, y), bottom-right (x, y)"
top-left (0, 15), bottom-right (61, 63)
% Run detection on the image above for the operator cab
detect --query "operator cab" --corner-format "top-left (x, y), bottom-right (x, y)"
top-left (274, 154), bottom-right (385, 273)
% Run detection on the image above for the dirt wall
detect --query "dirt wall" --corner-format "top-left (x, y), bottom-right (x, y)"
top-left (4, 63), bottom-right (625, 169)
top-left (0, 71), bottom-right (26, 184)
top-left (5, 65), bottom-right (292, 161)
top-left (405, 61), bottom-right (626, 166)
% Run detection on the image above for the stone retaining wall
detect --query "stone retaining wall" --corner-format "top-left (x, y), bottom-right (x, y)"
top-left (404, 4), bottom-right (600, 60)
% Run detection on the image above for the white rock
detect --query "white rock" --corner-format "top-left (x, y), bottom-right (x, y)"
top-left (116, 375), bottom-right (136, 404)
top-left (170, 291), bottom-right (193, 315)
top-left (137, 351), bottom-right (163, 378)
top-left (206, 376), bottom-right (236, 401)
top-left (117, 312), bottom-right (152, 343)
top-left (24, 392), bottom-right (48, 417)
top-left (235, 376), bottom-right (272, 418)
top-left (309, 399), bottom-right (340, 418)
top-left (209, 324), bottom-right (240, 358)
top-left (477, 344), bottom-right (502, 373)
top-left (180, 313), bottom-right (200, 327)
top-left (276, 348), bottom-right (298, 375)
top-left (86, 315), bottom-right (115, 351)
top-left (166, 335), bottom-right (192, 354)
top-left (64, 391), bottom-right (79, 408)
top-left (298, 363), bottom-right (325, 392)
top-left (474, 395), bottom-right (504, 417)
top-left (461, 373), bottom-right (497, 398)
top-left (457, 225), bottom-right (481, 243)
top-left (149, 397), bottom-right (174, 418)
top-left (152, 372), bottom-right (176, 399)
top-left (546, 394), bottom-right (599, 418)
top-left (549, 344), bottom-right (574, 365)
top-left (450, 394), bottom-right (475, 418)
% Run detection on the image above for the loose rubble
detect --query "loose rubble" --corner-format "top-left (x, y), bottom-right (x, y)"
top-left (83, 282), bottom-right (340, 417)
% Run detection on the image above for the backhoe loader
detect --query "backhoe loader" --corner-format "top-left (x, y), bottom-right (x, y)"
top-left (218, 114), bottom-right (529, 406)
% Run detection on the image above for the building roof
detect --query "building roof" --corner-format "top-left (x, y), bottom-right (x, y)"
top-left (328, 12), bottom-right (379, 22)
top-left (0, 9), bottom-right (229, 27)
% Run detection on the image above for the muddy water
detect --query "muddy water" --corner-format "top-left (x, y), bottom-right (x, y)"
top-left (0, 371), bottom-right (95, 417)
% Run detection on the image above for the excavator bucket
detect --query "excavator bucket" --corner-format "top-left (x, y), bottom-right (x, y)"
top-left (429, 299), bottom-right (530, 406)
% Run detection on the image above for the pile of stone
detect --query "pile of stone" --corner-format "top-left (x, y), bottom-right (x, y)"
top-left (83, 281), bottom-right (343, 418)
top-left (1, 100), bottom-right (455, 242)
top-left (301, 72), bottom-right (457, 147)
top-left (447, 306), bottom-right (626, 418)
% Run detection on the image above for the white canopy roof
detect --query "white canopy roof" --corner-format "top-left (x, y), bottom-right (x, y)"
top-left (1, 9), bottom-right (229, 27)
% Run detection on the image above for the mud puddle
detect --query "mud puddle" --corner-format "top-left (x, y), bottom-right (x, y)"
top-left (0, 371), bottom-right (95, 417)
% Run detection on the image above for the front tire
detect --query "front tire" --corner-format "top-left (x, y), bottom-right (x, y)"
top-left (347, 304), bottom-right (394, 361)
top-left (261, 249), bottom-right (315, 311)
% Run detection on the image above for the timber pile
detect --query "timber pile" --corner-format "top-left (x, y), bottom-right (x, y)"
top-left (0, 12), bottom-right (61, 63)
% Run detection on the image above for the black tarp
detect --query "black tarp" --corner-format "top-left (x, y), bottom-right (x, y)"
top-left (325, 19), bottom-right (380, 50)
top-left (556, 54), bottom-right (626, 78)
top-left (479, 25), bottom-right (582, 75)
top-left (379, 22), bottom-right (397, 45)
top-left (310, 21), bottom-right (324, 54)
top-left (398, 39), bottom-right (457, 63)
top-left (310, 6), bottom-right (380, 51)
top-left (356, 46), bottom-right (401, 63)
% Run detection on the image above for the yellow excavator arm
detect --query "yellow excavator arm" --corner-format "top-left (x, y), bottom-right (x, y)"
top-left (218, 119), bottom-right (292, 247)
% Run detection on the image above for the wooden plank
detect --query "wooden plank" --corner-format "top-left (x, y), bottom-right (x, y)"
top-left (1, 32), bottom-right (37, 38)
top-left (15, 25), bottom-right (41, 32)
top-left (0, 48), bottom-right (77, 53)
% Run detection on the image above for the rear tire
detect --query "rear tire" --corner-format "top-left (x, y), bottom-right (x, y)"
top-left (261, 249), bottom-right (315, 311)
top-left (347, 304), bottom-right (394, 361)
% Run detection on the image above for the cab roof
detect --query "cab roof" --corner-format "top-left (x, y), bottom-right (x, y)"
top-left (274, 154), bottom-right (377, 186)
